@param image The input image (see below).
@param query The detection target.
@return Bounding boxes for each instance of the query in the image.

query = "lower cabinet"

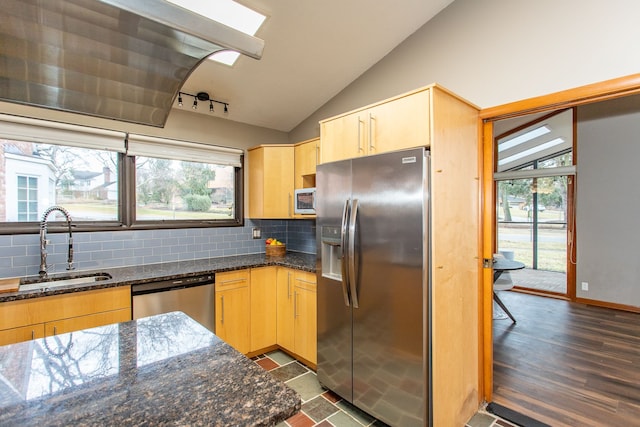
[276,267,317,365]
[250,267,277,352]
[213,266,317,364]
[0,286,131,347]
[276,268,295,350]
[215,269,251,354]
[292,270,317,364]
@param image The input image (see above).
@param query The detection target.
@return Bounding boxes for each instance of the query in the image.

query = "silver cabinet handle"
[221,295,225,324]
[369,113,376,152]
[294,290,299,318]
[315,143,320,166]
[357,116,365,152]
[287,271,292,299]
[220,278,246,285]
[53,326,57,336]
[31,330,35,340]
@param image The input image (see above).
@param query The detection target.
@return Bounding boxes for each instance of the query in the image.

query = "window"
[1,141,120,224]
[135,157,236,221]
[0,115,244,233]
[17,175,38,221]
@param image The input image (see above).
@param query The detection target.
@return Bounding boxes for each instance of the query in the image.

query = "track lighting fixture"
[177,91,229,114]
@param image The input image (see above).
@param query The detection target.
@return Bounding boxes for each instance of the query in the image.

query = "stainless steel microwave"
[294,188,316,215]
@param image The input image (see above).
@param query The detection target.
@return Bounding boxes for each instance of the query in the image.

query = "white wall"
[576,96,640,307]
[290,0,640,141]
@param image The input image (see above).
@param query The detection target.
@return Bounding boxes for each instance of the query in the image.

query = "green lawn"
[498,226,567,272]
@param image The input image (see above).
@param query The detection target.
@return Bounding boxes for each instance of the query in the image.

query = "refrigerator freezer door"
[316,158,354,401]
[350,147,429,426]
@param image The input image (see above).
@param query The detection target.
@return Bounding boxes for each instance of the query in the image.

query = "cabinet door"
[276,267,295,351]
[44,308,131,337]
[215,270,250,354]
[294,138,320,189]
[293,271,317,364]
[320,113,364,163]
[367,90,430,155]
[248,145,295,218]
[0,324,45,346]
[250,267,277,352]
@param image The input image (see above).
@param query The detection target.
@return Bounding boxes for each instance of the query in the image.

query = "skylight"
[165,0,266,66]
[498,125,550,152]
[498,137,565,166]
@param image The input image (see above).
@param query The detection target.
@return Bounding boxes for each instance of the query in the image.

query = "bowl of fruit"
[265,237,286,257]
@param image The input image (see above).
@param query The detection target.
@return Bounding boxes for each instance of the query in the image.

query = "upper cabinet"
[320,89,430,164]
[248,139,319,219]
[294,138,320,190]
[248,145,295,219]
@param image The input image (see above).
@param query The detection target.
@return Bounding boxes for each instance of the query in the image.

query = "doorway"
[493,109,574,299]
[481,74,640,414]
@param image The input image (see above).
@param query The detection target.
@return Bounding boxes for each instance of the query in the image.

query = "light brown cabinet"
[292,270,317,365]
[248,144,295,218]
[215,269,251,354]
[294,138,320,190]
[0,286,131,346]
[276,267,316,366]
[250,267,277,352]
[276,267,295,351]
[320,88,430,163]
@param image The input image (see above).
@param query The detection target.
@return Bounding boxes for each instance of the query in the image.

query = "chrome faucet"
[39,206,74,278]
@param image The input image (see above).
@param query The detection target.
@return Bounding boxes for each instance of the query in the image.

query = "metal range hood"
[0,0,264,127]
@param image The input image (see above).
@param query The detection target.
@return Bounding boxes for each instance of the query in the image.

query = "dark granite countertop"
[0,252,317,303]
[0,311,301,426]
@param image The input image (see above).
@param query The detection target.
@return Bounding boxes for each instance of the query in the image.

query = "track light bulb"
[192,99,197,110]
[178,94,183,107]
[224,104,228,113]
[210,101,214,112]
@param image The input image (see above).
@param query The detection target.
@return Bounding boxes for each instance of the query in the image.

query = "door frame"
[479,73,640,401]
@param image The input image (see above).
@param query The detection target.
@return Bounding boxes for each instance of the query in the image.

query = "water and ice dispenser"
[320,225,342,281]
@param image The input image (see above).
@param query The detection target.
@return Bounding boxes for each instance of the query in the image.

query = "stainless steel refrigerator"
[316,147,431,427]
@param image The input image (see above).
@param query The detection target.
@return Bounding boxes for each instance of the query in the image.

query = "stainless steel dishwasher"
[131,274,215,332]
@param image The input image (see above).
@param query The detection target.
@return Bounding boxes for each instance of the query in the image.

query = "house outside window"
[16,175,38,221]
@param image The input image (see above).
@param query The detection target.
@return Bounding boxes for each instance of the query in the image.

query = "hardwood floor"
[492,291,640,426]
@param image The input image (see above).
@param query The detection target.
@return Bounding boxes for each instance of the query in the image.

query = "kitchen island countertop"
[0,311,301,426]
[0,251,317,303]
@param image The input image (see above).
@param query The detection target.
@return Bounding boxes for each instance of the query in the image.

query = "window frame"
[0,122,245,234]
[122,154,244,230]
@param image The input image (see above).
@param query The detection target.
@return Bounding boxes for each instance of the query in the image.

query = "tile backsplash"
[0,219,316,278]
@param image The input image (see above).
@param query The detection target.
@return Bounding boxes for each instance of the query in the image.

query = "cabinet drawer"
[216,270,250,291]
[0,324,45,346]
[293,271,316,291]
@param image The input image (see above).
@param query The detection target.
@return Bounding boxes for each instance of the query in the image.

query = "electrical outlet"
[252,227,262,239]
[581,281,589,291]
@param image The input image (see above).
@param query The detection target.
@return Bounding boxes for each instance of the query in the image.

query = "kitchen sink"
[20,273,112,292]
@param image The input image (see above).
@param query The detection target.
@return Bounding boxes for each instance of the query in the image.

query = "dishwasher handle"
[131,274,214,296]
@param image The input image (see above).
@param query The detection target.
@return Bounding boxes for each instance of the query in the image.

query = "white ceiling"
[177,0,455,132]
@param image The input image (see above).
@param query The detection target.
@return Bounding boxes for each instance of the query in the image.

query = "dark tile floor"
[253,350,518,427]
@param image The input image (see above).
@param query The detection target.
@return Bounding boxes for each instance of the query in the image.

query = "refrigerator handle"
[348,198,359,309]
[339,199,351,307]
